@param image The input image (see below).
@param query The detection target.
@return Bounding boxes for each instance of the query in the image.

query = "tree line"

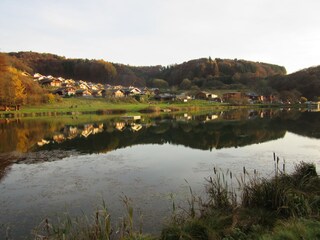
[8,52,286,89]
[4,51,320,102]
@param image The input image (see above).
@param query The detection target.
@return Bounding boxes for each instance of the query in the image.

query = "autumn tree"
[0,53,7,73]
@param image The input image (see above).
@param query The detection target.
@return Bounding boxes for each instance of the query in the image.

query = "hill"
[7,52,286,89]
[6,51,320,102]
[269,65,320,100]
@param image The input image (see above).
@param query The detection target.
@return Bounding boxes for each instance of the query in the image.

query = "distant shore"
[0,98,300,119]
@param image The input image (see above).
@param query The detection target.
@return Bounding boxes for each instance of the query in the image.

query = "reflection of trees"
[0,119,65,153]
[37,114,287,153]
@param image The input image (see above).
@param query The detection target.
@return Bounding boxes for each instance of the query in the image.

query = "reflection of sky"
[1,131,320,238]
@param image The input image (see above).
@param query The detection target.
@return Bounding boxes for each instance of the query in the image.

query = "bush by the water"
[161,161,320,240]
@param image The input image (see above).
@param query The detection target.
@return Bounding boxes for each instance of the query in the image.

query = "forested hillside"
[7,52,286,89]
[3,51,320,101]
[269,66,320,100]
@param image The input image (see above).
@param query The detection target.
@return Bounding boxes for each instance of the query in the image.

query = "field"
[0,97,236,118]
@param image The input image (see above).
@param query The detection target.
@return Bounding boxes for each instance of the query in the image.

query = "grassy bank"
[161,161,320,240]
[22,160,320,240]
[0,97,286,118]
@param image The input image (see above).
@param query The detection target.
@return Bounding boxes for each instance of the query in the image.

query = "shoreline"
[0,98,301,119]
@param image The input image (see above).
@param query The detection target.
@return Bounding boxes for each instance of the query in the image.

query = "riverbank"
[27,161,320,240]
[0,97,296,118]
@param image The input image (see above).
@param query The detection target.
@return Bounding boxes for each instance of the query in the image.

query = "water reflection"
[1,109,320,155]
[0,109,320,175]
[1,109,320,238]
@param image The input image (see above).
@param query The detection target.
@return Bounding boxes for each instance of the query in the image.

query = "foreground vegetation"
[20,160,320,240]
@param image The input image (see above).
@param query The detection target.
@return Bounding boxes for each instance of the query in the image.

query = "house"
[129,87,142,95]
[79,83,90,90]
[39,78,53,86]
[246,93,263,102]
[64,87,76,96]
[122,87,142,96]
[39,78,62,87]
[141,88,154,96]
[53,88,65,96]
[34,73,43,79]
[111,89,125,98]
[75,89,92,97]
[51,79,63,87]
[262,95,277,103]
[154,93,176,101]
[92,90,103,97]
[176,93,192,102]
[222,92,246,102]
[195,91,218,100]
[53,87,76,96]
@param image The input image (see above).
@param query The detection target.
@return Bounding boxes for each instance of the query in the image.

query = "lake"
[1,109,320,239]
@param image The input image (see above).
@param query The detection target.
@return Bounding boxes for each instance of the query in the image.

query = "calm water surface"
[1,109,320,238]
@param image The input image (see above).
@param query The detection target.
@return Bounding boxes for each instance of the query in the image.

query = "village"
[33,73,282,104]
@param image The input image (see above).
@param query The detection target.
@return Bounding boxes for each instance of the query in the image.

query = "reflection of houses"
[37,139,50,146]
[183,113,192,120]
[115,122,126,131]
[205,115,219,121]
[93,123,104,134]
[131,123,142,132]
[64,126,78,139]
[53,134,65,143]
[122,115,141,120]
[306,101,320,112]
[81,124,94,138]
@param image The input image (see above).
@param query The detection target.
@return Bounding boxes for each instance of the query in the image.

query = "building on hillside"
[154,93,176,101]
[75,89,92,97]
[195,91,218,100]
[222,92,247,102]
[92,90,104,97]
[111,89,125,98]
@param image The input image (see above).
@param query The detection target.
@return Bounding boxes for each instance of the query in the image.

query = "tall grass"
[32,198,153,240]
[21,156,320,239]
[161,156,320,240]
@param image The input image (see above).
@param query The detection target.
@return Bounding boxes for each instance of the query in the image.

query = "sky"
[0,0,319,73]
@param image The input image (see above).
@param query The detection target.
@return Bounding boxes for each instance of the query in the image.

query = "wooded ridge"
[1,51,320,104]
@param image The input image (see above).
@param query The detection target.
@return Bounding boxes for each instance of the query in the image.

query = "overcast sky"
[0,0,319,73]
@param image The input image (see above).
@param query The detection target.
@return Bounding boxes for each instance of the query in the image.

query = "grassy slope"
[0,98,234,117]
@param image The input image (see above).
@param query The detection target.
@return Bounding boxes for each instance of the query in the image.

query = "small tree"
[180,78,192,90]
[152,79,169,89]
